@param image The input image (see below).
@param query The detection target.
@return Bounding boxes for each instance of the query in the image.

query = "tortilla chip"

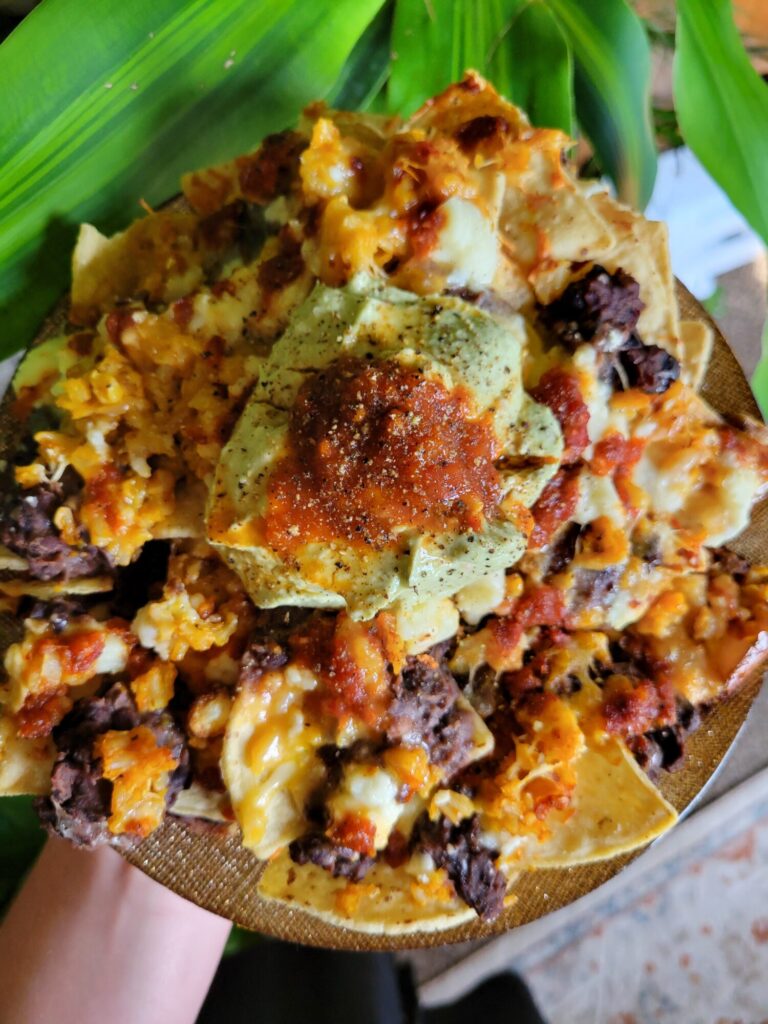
[526,738,677,867]
[223,666,496,862]
[152,482,207,540]
[221,669,333,859]
[0,576,113,598]
[588,192,680,355]
[0,546,29,572]
[501,181,615,274]
[680,319,714,392]
[0,712,54,796]
[404,71,529,139]
[170,782,232,823]
[258,854,478,935]
[71,215,206,323]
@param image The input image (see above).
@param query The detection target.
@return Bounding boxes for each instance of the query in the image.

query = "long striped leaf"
[490,1,574,134]
[546,0,657,208]
[675,0,768,247]
[330,3,393,112]
[0,797,44,917]
[0,0,383,359]
[388,0,528,115]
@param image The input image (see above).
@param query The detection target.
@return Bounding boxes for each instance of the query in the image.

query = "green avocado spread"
[207,275,562,619]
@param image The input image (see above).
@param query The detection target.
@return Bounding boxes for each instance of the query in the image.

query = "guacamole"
[207,275,562,619]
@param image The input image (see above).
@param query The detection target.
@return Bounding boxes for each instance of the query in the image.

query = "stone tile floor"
[419,766,768,1024]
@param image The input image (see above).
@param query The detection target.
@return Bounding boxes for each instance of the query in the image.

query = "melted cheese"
[431,197,500,290]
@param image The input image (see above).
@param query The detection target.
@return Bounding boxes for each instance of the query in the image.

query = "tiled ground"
[419,767,768,1023]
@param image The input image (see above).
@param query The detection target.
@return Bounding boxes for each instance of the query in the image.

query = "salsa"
[530,368,590,464]
[265,356,502,552]
[529,468,580,549]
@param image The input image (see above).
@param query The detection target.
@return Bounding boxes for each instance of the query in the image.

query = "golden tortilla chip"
[526,738,677,867]
[170,782,232,823]
[0,712,54,796]
[71,215,206,323]
[221,667,334,859]
[0,576,113,598]
[258,854,479,935]
[680,319,714,392]
[223,665,495,862]
[404,71,529,138]
[0,546,29,572]
[588,192,680,355]
[501,179,615,276]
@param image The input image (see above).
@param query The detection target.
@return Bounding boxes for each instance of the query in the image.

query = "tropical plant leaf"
[388,0,528,115]
[0,0,384,361]
[546,0,657,208]
[0,796,45,918]
[674,0,768,247]
[490,1,574,134]
[330,2,393,112]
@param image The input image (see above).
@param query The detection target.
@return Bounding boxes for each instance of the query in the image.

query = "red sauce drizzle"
[16,690,70,739]
[455,116,511,152]
[257,233,305,293]
[105,310,135,344]
[591,432,644,477]
[531,368,590,464]
[265,357,501,553]
[172,296,195,330]
[291,615,390,728]
[39,630,106,676]
[501,628,570,698]
[407,200,445,260]
[489,585,566,657]
[84,465,124,532]
[329,813,377,856]
[237,131,306,205]
[602,673,676,738]
[529,468,580,549]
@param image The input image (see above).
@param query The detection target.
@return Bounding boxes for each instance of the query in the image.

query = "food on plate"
[1,72,767,933]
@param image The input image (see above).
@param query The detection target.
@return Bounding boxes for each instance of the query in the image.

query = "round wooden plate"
[3,283,766,950]
[125,283,768,949]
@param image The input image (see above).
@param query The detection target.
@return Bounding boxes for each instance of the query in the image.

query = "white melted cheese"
[574,470,626,526]
[394,597,460,655]
[456,569,507,625]
[327,765,402,849]
[94,632,131,675]
[571,343,628,452]
[430,197,500,290]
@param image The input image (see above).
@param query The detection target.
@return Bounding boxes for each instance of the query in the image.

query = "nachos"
[1,73,767,933]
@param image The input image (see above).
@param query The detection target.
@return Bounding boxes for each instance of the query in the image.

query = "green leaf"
[224,924,264,957]
[330,3,393,112]
[388,0,528,115]
[490,1,574,134]
[674,0,768,247]
[0,797,45,917]
[0,0,384,361]
[546,0,657,208]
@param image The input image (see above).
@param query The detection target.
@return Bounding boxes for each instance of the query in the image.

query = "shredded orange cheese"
[96,726,178,838]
